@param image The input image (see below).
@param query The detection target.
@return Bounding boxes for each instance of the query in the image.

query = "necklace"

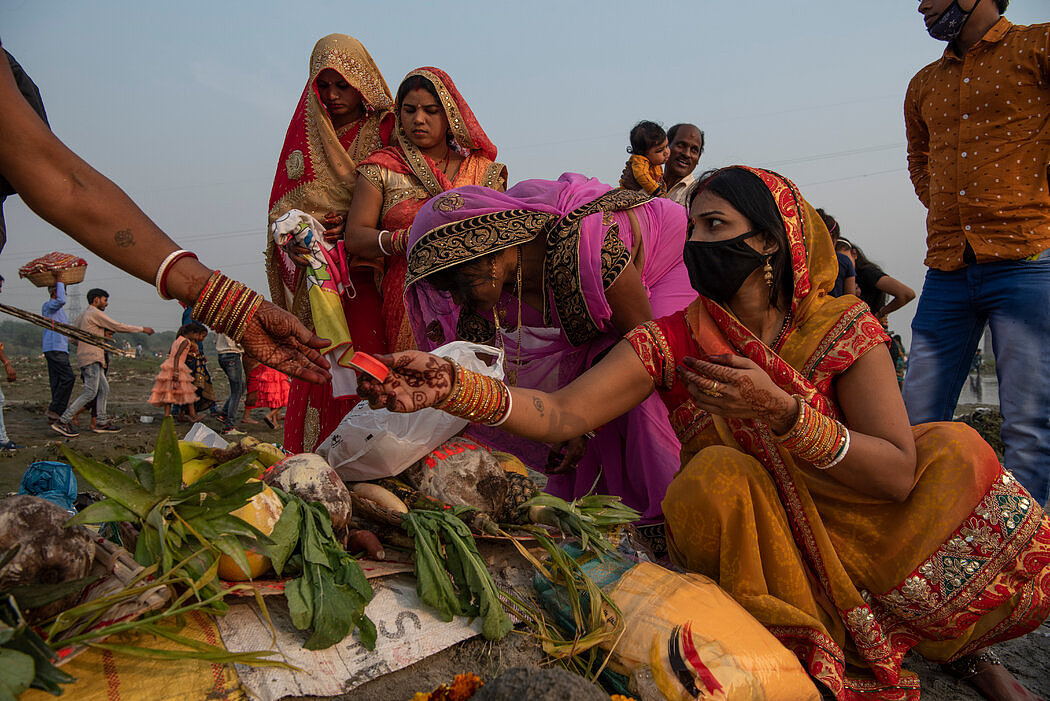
[435,146,451,175]
[492,248,523,386]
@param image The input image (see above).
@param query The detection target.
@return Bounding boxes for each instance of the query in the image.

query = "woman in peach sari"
[357,166,1049,701]
[345,67,507,353]
[266,34,394,452]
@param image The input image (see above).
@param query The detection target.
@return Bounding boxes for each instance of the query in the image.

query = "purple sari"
[405,173,696,521]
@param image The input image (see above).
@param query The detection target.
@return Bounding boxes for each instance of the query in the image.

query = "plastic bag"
[317,342,503,481]
[18,461,78,514]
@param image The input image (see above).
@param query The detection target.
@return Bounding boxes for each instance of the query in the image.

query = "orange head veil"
[392,67,498,197]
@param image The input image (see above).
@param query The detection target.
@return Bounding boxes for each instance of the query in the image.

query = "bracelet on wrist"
[154,249,199,300]
[377,230,392,256]
[775,394,850,470]
[435,360,511,425]
[191,271,263,343]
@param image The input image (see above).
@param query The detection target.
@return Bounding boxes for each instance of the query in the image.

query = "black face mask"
[928,0,975,42]
[683,231,769,304]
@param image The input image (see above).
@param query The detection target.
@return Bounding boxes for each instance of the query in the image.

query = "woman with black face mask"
[357,166,1048,701]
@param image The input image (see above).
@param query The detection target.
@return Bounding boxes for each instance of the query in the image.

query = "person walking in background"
[51,288,153,437]
[243,356,290,430]
[618,120,669,196]
[184,324,215,419]
[0,275,20,451]
[905,0,1050,506]
[215,332,246,435]
[149,323,205,420]
[661,123,704,205]
[42,282,75,422]
[71,328,112,432]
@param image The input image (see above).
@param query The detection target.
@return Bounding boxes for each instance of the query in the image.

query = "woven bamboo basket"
[24,265,86,288]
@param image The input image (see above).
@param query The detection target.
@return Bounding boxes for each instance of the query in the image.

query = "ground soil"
[2,354,1048,700]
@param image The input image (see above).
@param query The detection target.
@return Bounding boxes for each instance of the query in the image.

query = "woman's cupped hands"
[355,351,455,412]
[676,354,798,433]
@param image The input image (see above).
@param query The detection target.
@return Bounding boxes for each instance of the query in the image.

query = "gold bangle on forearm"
[435,360,511,425]
[191,271,264,344]
[776,394,850,470]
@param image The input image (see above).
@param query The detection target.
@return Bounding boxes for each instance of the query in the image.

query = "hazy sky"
[1,1,1044,340]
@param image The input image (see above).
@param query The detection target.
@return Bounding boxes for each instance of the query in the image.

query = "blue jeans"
[218,353,245,425]
[902,256,1050,504]
[61,362,108,423]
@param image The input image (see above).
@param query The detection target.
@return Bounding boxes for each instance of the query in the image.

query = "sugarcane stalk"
[0,301,130,355]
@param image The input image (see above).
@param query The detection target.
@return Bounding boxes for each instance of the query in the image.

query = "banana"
[253,442,286,468]
[178,440,210,463]
[182,457,218,486]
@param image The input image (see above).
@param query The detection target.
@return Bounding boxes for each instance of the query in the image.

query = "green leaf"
[285,576,313,631]
[354,611,377,651]
[8,575,98,611]
[403,512,460,621]
[151,417,183,497]
[266,499,301,577]
[62,447,158,518]
[128,456,155,493]
[0,647,35,696]
[175,454,261,499]
[67,498,138,526]
[302,563,367,650]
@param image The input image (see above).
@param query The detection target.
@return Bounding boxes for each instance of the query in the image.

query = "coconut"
[0,494,95,620]
[262,452,352,535]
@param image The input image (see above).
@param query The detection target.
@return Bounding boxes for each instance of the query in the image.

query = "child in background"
[619,120,669,196]
[243,356,290,430]
[149,323,205,419]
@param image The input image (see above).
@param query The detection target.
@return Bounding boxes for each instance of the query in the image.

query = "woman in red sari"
[357,166,1049,701]
[266,34,394,452]
[345,67,507,353]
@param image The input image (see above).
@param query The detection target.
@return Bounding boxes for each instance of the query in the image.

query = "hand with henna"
[355,351,455,413]
[676,354,797,433]
[321,211,347,243]
[240,300,332,384]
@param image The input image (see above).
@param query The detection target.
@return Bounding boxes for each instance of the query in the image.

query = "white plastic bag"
[317,342,503,481]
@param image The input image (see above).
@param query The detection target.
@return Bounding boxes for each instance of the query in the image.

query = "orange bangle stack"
[434,360,511,426]
[775,395,850,470]
[191,271,263,344]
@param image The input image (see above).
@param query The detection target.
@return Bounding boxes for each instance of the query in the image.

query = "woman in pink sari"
[345,67,507,353]
[404,174,696,531]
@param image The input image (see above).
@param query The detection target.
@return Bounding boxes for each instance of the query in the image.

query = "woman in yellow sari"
[357,166,1049,700]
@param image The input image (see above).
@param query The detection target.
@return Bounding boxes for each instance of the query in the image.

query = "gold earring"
[490,260,498,288]
[763,258,773,288]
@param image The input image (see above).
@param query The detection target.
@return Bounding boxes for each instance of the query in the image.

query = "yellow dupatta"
[660,167,1050,700]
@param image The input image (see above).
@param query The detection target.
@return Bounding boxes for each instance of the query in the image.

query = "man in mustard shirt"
[904,0,1050,507]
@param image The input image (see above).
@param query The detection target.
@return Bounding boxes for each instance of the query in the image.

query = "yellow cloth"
[622,154,663,195]
[22,611,245,701]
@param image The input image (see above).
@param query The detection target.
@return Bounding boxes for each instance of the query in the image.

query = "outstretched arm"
[873,274,916,320]
[358,341,656,444]
[0,56,330,384]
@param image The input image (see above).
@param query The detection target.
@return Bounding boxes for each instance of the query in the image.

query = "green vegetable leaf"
[67,497,138,526]
[0,647,35,697]
[266,499,301,577]
[128,456,155,492]
[285,576,313,631]
[7,575,98,612]
[62,447,158,518]
[151,417,183,497]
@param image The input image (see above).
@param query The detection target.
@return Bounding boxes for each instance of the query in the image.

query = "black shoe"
[92,422,122,434]
[51,421,80,437]
[0,440,22,450]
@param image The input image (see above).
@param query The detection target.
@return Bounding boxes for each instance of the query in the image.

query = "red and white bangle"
[155,249,199,300]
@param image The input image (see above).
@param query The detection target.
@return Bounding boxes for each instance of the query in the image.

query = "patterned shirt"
[905,18,1050,271]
